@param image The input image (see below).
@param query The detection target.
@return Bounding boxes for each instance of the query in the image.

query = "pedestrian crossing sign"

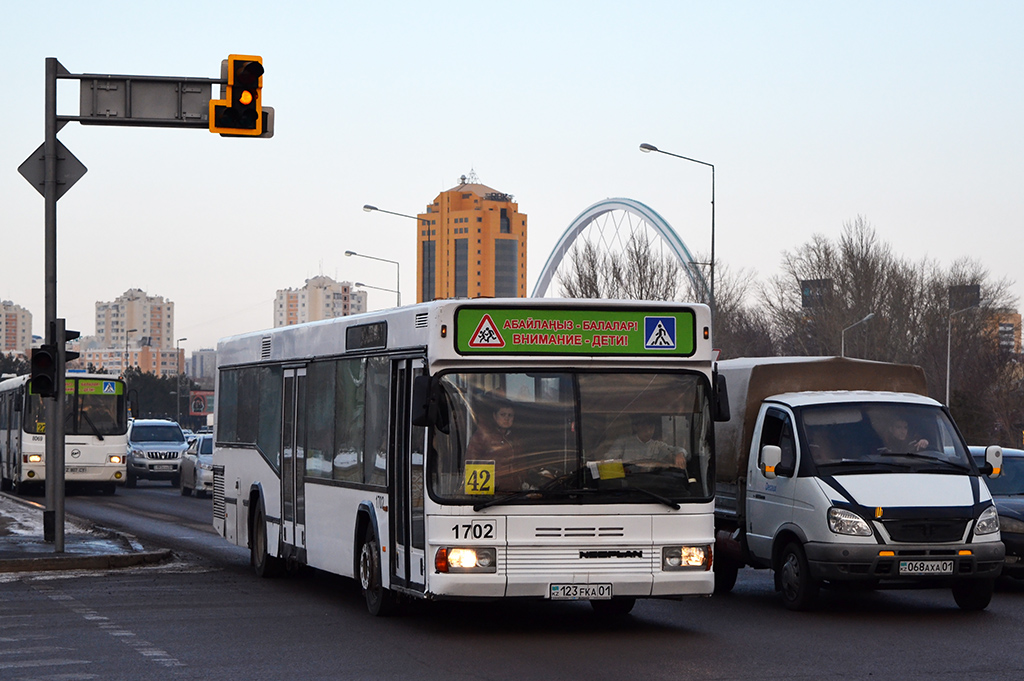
[644,316,676,350]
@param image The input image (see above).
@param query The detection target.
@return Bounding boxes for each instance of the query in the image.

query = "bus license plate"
[65,467,86,474]
[550,584,612,600]
[899,560,953,575]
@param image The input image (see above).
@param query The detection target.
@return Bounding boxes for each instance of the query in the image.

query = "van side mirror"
[983,445,1003,478]
[761,444,782,480]
[713,371,730,422]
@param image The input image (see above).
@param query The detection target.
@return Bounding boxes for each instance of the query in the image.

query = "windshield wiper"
[879,451,969,470]
[79,410,105,441]
[602,485,680,510]
[472,488,579,512]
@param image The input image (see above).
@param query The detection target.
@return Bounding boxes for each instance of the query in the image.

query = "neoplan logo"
[579,550,643,559]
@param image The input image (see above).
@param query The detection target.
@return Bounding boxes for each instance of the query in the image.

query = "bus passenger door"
[391,358,426,592]
[282,367,307,562]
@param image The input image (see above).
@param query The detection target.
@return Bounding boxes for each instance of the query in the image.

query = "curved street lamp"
[364,203,437,300]
[841,313,874,358]
[346,250,400,306]
[640,142,716,317]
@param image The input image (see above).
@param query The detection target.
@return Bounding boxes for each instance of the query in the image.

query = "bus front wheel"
[359,528,398,616]
[251,505,285,578]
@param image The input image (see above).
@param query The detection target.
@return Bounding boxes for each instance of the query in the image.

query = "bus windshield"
[429,370,713,505]
[24,378,128,437]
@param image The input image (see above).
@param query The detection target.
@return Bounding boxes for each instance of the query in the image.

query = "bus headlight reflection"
[434,547,497,573]
[662,545,711,571]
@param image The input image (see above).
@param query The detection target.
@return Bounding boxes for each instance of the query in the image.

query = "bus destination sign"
[455,307,697,356]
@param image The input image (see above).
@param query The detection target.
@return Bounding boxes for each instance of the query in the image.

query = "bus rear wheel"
[359,528,398,616]
[251,505,285,578]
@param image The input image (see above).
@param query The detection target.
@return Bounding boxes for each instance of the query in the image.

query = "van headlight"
[975,506,1000,535]
[434,547,497,573]
[828,507,873,536]
[663,545,711,571]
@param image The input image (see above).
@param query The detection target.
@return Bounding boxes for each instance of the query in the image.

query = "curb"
[0,491,176,573]
[0,549,174,573]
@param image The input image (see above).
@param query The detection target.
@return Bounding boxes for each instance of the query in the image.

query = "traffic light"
[209,55,264,136]
[65,328,81,363]
[30,345,58,398]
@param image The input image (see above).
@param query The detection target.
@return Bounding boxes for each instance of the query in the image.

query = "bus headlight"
[663,545,711,571]
[108,455,123,464]
[26,454,43,463]
[434,547,497,573]
[975,506,1000,535]
[828,507,873,536]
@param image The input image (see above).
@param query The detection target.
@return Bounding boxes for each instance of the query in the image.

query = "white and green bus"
[0,372,128,495]
[213,299,725,615]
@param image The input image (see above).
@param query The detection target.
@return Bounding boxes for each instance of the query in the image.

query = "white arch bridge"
[531,197,708,300]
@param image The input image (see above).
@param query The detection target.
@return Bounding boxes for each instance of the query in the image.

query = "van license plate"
[550,584,612,600]
[899,560,953,575]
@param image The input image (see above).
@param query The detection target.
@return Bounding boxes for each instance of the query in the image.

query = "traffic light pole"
[42,58,66,551]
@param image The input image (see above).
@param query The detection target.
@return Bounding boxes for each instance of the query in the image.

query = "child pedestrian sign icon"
[468,314,505,348]
[644,316,676,350]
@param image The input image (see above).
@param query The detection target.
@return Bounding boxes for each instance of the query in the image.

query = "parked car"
[971,446,1024,579]
[125,419,188,487]
[180,434,214,497]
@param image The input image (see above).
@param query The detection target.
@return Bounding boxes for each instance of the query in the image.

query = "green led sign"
[455,307,696,356]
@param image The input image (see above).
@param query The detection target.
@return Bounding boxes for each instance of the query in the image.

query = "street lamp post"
[176,337,187,424]
[639,143,715,317]
[841,313,875,358]
[345,250,401,307]
[355,282,401,308]
[946,307,975,406]
[123,328,138,375]
[363,204,436,301]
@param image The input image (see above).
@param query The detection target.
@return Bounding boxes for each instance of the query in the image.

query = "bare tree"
[558,232,683,301]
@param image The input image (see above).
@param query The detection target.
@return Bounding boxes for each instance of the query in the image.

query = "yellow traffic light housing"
[209,54,264,136]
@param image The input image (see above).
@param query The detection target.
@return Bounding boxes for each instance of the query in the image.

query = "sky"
[3,1,1022,352]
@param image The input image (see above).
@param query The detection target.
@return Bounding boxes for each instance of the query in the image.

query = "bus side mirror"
[713,371,730,422]
[761,445,782,480]
[411,375,450,433]
[984,445,1003,478]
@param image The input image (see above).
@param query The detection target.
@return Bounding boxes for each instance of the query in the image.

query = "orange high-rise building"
[417,175,527,302]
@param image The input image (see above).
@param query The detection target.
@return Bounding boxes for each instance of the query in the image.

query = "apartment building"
[274,276,367,327]
[95,289,175,351]
[1,300,33,356]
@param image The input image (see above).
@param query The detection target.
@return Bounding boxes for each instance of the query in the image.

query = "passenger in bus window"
[609,414,689,470]
[466,398,522,490]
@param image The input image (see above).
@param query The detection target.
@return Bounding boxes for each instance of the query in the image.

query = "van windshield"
[798,402,972,471]
[429,370,714,506]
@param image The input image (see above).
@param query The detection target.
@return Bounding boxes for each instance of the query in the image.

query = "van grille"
[882,519,968,543]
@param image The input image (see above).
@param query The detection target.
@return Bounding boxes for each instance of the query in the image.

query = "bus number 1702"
[452,521,496,540]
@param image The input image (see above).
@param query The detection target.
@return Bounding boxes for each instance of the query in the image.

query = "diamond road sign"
[18,139,88,200]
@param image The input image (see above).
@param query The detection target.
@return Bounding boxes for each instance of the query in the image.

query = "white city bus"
[213,299,725,615]
[0,372,129,495]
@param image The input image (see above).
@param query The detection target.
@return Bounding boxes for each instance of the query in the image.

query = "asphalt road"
[2,484,1024,680]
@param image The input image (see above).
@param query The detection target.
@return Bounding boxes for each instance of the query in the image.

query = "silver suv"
[126,419,188,487]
